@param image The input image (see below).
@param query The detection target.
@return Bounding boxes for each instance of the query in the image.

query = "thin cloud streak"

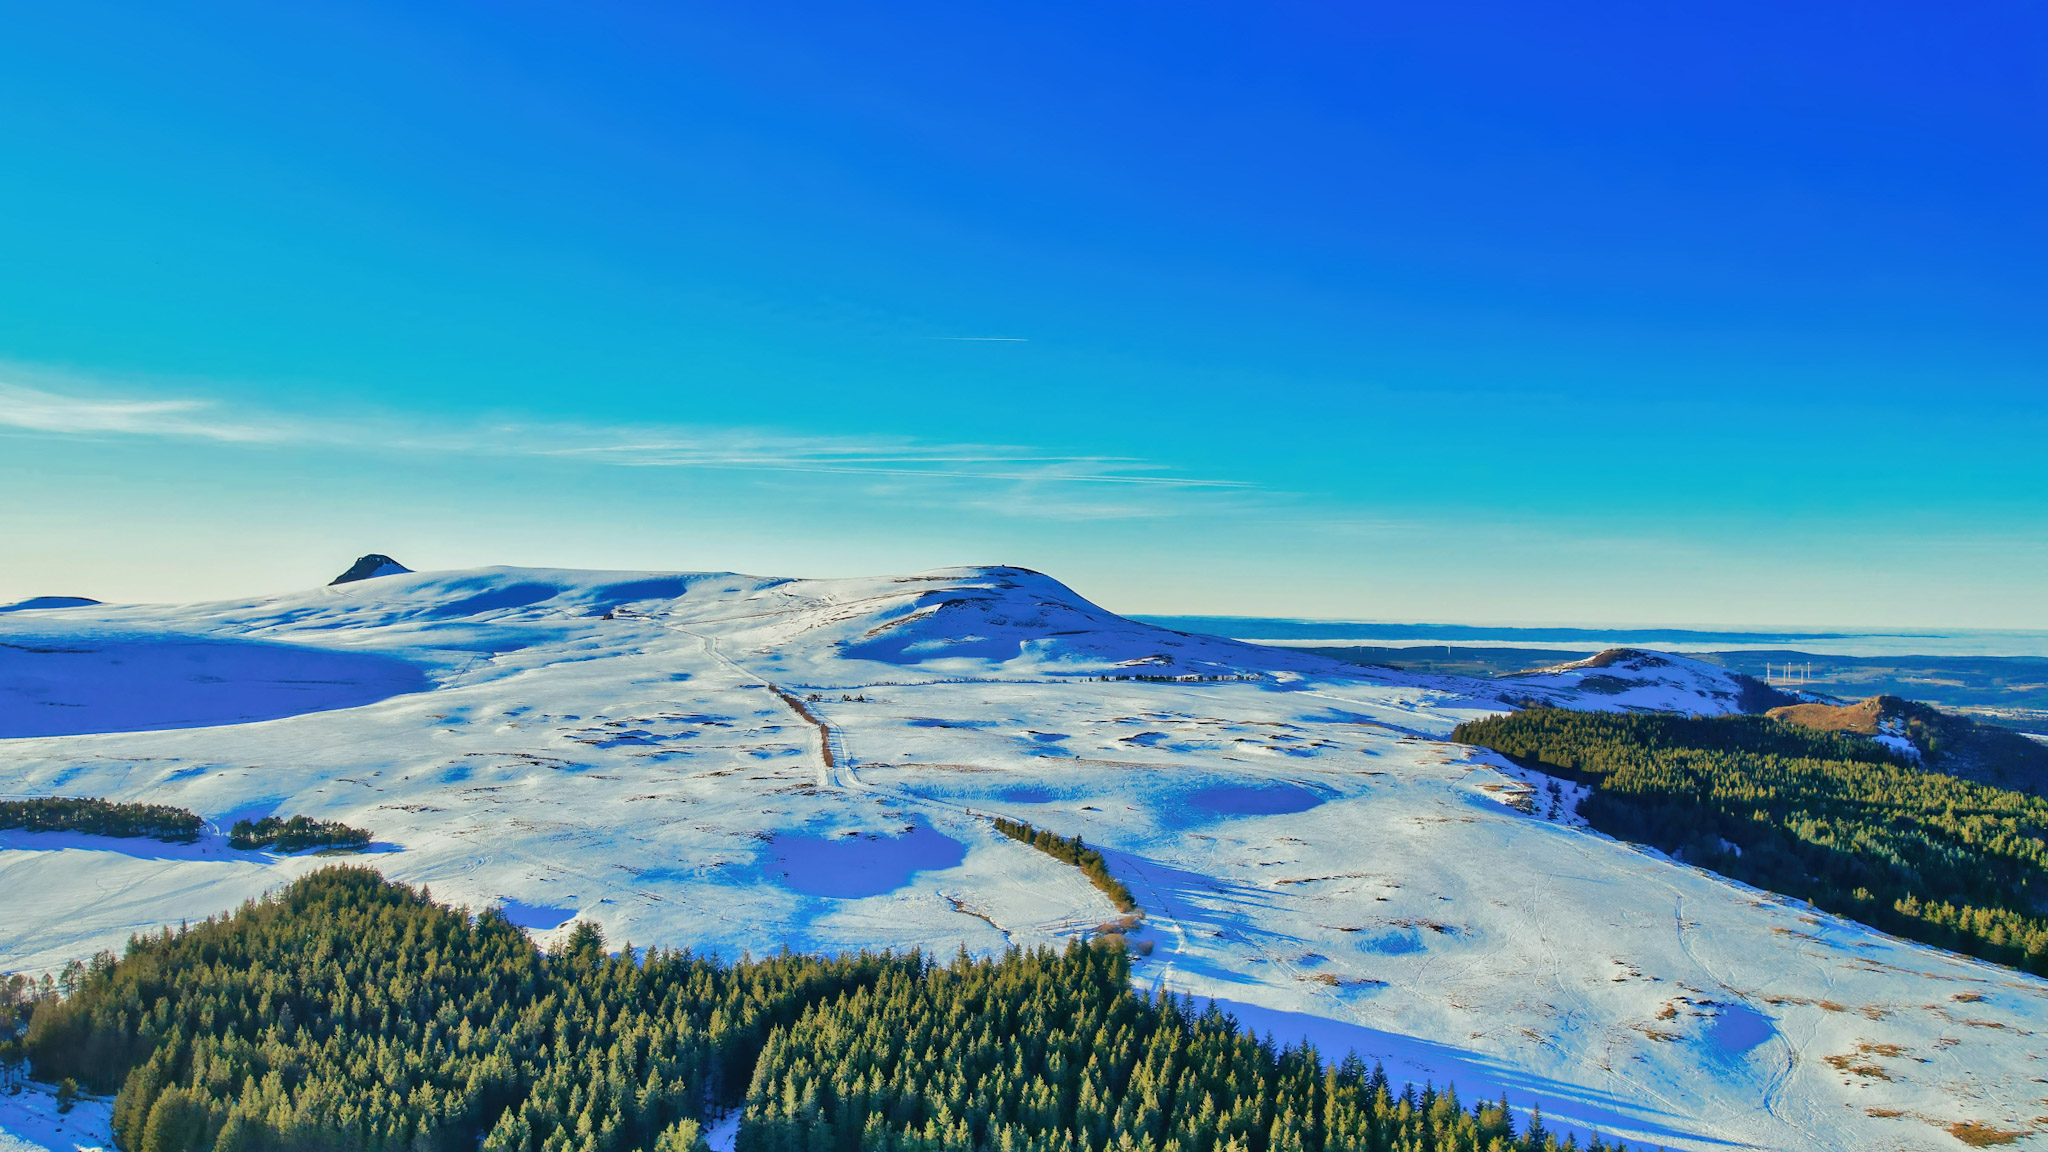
[0,383,285,442]
[0,379,1247,499]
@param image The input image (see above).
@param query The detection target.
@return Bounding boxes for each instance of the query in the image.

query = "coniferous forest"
[13,868,1636,1152]
[0,798,204,843]
[1453,709,2048,973]
[0,799,370,853]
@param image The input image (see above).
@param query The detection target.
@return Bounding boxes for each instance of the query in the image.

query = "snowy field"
[3,565,2045,1151]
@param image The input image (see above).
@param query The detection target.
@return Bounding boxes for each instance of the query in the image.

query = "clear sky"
[4,2,2045,626]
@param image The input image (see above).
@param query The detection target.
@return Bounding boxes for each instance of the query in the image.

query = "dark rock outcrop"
[330,555,413,585]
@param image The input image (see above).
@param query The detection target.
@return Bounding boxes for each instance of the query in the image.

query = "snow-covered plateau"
[3,565,2043,1151]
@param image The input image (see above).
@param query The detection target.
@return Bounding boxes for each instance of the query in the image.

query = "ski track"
[1,564,2042,1152]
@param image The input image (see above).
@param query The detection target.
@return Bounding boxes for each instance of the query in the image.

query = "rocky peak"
[330,554,414,585]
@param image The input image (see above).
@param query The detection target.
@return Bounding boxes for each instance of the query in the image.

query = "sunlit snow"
[2,564,2041,1152]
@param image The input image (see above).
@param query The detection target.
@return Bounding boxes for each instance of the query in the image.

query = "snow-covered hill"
[1498,647,1780,716]
[3,565,2042,1152]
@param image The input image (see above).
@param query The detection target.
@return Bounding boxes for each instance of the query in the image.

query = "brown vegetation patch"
[1823,1041,1907,1081]
[1823,1054,1890,1080]
[1947,1121,2031,1147]
[1301,972,1383,988]
[1767,697,1888,736]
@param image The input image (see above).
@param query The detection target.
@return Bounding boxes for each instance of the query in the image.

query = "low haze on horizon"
[5,3,2045,629]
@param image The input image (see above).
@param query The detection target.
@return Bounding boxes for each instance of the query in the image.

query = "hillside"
[3,564,2047,1150]
[1496,648,1791,714]
[1768,694,2048,793]
[1454,708,2048,973]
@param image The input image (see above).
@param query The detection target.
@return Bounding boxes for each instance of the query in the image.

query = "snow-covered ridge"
[1497,646,1775,716]
[0,596,100,614]
[3,563,2044,1152]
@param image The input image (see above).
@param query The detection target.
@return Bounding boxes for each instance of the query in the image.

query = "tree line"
[989,819,1136,914]
[0,798,204,842]
[738,939,1618,1152]
[1453,709,2048,973]
[0,797,372,853]
[18,868,1639,1152]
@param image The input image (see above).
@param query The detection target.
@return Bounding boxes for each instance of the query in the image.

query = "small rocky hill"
[1769,694,2048,793]
[331,554,413,584]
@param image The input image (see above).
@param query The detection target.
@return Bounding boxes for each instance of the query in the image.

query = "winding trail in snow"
[668,625,834,789]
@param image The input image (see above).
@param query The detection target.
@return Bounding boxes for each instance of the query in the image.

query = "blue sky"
[4,1,2045,626]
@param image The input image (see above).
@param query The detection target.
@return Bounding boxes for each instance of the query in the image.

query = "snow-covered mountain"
[2,564,2041,1152]
[1498,647,1783,715]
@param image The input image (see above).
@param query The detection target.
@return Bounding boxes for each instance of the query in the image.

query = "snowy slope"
[0,598,100,614]
[1497,648,1773,716]
[2,565,2043,1152]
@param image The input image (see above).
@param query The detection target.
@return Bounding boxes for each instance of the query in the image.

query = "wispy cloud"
[0,383,286,442]
[0,377,1249,516]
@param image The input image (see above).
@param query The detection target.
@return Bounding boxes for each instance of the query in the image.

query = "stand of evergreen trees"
[20,868,1638,1152]
[990,819,1136,914]
[27,868,897,1152]
[738,941,1618,1152]
[227,816,372,853]
[0,798,204,843]
[1453,709,2048,973]
[3,971,50,1093]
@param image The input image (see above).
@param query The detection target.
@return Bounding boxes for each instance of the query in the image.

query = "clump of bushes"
[228,815,371,853]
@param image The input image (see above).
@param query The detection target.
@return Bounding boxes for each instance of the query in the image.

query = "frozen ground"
[0,1081,111,1152]
[3,565,2044,1151]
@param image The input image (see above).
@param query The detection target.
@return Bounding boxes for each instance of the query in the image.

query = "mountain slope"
[2,565,2044,1151]
[1499,647,1788,715]
[0,597,100,613]
[1768,694,2048,792]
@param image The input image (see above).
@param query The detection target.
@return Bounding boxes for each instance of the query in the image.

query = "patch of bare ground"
[1947,1121,2032,1147]
[1301,973,1387,988]
[1274,872,1372,885]
[1763,994,1850,1012]
[943,895,1006,936]
[1861,1109,2038,1146]
[1823,1041,1908,1080]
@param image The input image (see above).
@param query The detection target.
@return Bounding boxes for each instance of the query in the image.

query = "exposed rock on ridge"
[331,554,413,585]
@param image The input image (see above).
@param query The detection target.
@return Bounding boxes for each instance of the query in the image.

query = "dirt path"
[664,626,836,789]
